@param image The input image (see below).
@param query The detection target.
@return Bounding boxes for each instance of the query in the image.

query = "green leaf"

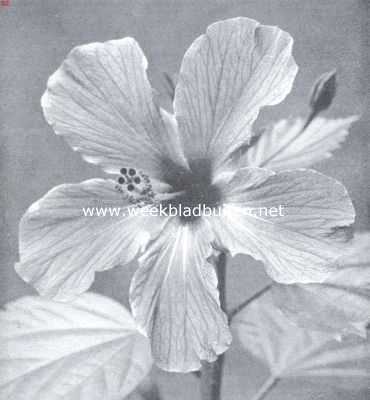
[235,292,370,385]
[0,293,152,400]
[271,232,370,337]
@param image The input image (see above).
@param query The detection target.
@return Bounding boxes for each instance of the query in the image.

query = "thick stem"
[200,357,225,400]
[250,376,279,400]
[200,252,227,400]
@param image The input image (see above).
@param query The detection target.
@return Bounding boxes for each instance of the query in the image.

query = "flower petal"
[211,168,355,283]
[174,17,298,170]
[42,38,185,179]
[130,219,231,372]
[16,179,164,300]
[245,116,358,171]
[0,293,152,400]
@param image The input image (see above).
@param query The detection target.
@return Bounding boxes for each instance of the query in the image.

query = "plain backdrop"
[0,1,369,399]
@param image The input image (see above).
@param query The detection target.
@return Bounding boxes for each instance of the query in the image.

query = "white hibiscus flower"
[16,17,355,372]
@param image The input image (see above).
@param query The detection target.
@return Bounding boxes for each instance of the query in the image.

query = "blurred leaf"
[271,283,370,338]
[0,293,153,400]
[245,115,358,171]
[271,232,370,337]
[126,376,162,400]
[336,231,370,270]
[235,292,370,384]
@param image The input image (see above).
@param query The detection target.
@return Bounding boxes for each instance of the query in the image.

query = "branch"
[228,284,272,322]
[251,376,280,400]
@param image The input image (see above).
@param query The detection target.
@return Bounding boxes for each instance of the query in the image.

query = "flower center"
[160,158,223,222]
[116,160,223,222]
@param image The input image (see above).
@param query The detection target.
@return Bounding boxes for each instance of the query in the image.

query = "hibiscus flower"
[16,17,355,372]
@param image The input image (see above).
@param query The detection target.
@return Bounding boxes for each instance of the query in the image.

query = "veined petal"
[130,219,231,372]
[211,168,355,283]
[245,116,358,171]
[41,38,185,179]
[174,17,298,170]
[16,179,164,300]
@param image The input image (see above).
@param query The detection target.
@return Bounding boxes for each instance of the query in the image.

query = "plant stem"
[200,252,227,400]
[228,284,272,322]
[250,376,279,400]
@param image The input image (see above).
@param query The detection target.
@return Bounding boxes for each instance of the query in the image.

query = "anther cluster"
[115,167,155,206]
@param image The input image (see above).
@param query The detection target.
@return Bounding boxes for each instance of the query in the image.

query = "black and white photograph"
[0,1,369,399]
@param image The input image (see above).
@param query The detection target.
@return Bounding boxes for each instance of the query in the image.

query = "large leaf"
[245,116,358,171]
[271,282,370,339]
[235,293,370,384]
[0,293,152,400]
[271,232,370,337]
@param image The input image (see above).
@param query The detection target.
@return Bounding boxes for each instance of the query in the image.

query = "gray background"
[0,1,369,399]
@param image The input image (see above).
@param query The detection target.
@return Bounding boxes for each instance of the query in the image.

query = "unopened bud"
[309,69,337,114]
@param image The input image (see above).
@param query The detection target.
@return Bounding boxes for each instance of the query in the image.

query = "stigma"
[115,167,155,206]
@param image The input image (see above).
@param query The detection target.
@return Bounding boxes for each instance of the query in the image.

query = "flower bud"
[309,69,337,115]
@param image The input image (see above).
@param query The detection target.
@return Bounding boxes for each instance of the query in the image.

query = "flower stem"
[228,284,272,322]
[250,376,279,400]
[200,252,227,400]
